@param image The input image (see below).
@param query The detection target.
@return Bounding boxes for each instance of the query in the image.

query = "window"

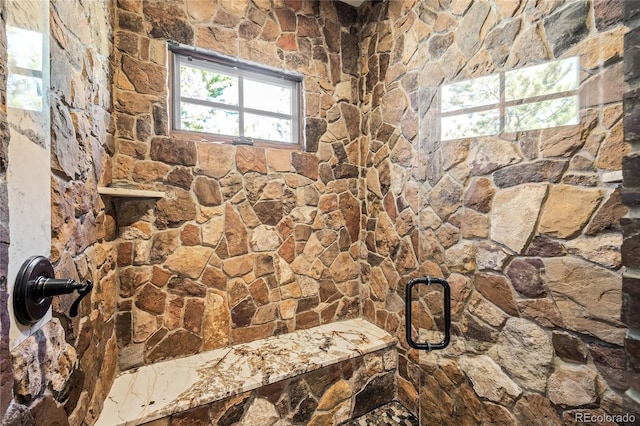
[170,46,303,147]
[7,26,44,111]
[440,57,579,141]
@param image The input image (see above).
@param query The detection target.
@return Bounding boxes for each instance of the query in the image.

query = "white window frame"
[440,57,580,141]
[169,44,304,148]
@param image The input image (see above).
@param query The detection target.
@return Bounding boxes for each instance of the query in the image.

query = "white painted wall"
[6,0,51,349]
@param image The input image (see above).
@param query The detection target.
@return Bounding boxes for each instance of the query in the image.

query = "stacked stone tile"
[358,0,633,422]
[0,0,636,424]
[50,0,116,422]
[622,0,640,415]
[111,0,364,369]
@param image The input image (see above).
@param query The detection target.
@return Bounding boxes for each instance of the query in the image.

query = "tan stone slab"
[95,319,396,426]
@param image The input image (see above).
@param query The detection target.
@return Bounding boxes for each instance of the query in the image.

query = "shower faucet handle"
[13,256,94,325]
[32,276,91,299]
[32,276,93,317]
[69,279,93,317]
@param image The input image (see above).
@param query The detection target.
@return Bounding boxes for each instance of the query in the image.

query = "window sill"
[169,129,304,151]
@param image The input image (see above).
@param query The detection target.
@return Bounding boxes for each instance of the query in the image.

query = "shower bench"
[95,319,397,425]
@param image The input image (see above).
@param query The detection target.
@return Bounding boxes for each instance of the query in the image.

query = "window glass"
[180,65,238,105]
[172,50,302,146]
[441,74,500,113]
[7,26,43,111]
[244,113,292,143]
[442,110,500,140]
[244,78,292,115]
[505,96,579,132]
[180,103,239,135]
[505,57,578,101]
[440,57,579,141]
[7,74,42,111]
[7,26,42,70]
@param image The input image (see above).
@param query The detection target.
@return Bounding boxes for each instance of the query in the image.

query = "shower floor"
[344,401,419,426]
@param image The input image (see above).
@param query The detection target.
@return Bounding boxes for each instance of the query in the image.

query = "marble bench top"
[96,318,396,426]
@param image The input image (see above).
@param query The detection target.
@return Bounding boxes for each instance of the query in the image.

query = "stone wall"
[111,0,365,369]
[622,0,640,414]
[47,0,117,422]
[0,0,12,420]
[1,1,635,423]
[358,0,634,422]
[140,347,396,426]
[4,0,117,424]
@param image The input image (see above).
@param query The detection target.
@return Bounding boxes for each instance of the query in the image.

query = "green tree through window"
[172,50,302,146]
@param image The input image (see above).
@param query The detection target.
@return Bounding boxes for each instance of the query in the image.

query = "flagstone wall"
[8,0,628,423]
[358,0,634,423]
[1,0,635,425]
[111,2,638,422]
[111,0,366,370]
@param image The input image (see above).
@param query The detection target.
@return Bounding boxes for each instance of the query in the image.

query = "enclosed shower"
[1,0,639,424]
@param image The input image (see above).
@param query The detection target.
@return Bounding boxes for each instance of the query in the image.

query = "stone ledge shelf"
[95,319,396,426]
[98,186,165,199]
